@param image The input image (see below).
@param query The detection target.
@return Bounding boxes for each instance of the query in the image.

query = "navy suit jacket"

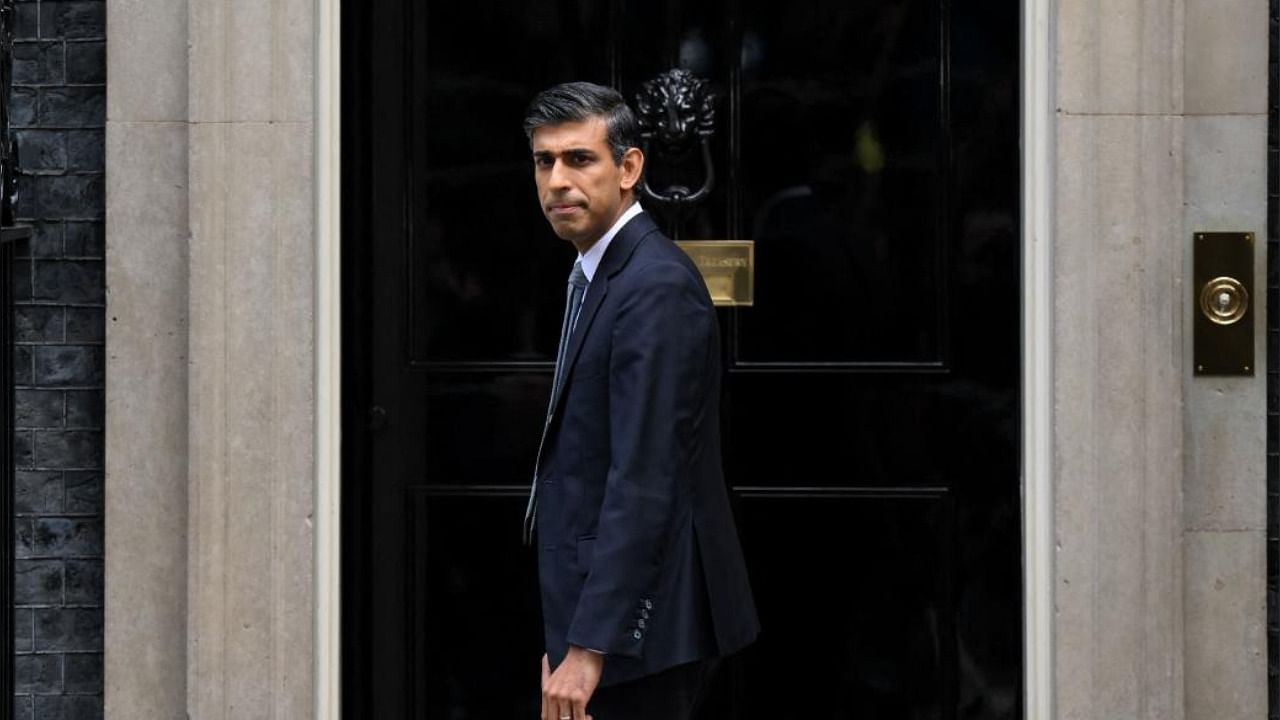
[533,211,760,688]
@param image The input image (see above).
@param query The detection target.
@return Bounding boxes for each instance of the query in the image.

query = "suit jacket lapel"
[544,210,658,423]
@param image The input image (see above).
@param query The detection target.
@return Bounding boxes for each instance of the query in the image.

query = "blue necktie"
[523,261,589,543]
[550,261,589,413]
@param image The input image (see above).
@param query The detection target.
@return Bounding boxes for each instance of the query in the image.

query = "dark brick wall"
[9,1,105,718]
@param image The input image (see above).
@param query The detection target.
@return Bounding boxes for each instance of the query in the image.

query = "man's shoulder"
[625,233,702,286]
[604,213,708,299]
[608,237,712,316]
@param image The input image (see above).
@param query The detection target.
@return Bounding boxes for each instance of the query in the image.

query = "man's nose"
[547,159,572,190]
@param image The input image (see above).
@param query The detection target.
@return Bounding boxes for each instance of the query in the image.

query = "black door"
[343,1,1021,717]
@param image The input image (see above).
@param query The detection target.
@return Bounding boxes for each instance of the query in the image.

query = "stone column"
[104,0,190,716]
[1053,0,1270,714]
[105,0,319,715]
[1053,0,1187,717]
[185,0,317,717]
[1180,0,1269,716]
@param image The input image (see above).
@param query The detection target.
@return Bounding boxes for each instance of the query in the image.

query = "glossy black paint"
[343,0,1022,717]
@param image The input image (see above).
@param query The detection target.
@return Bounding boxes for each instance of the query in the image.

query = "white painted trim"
[1021,0,1055,714]
[315,0,343,715]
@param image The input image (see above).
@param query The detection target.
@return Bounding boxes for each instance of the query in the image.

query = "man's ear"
[619,147,644,192]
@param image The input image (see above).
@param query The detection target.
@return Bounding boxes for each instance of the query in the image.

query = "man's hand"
[541,647,604,720]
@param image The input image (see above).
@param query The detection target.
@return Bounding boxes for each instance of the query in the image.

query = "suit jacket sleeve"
[564,259,713,657]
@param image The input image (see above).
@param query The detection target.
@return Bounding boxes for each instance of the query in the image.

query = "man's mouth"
[548,203,584,217]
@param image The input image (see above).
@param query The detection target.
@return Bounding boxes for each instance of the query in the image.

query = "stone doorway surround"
[105,0,320,715]
[100,0,1267,719]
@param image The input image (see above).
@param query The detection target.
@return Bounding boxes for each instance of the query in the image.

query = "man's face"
[531,117,643,251]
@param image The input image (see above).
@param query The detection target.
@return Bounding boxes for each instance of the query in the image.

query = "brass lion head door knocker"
[634,69,718,239]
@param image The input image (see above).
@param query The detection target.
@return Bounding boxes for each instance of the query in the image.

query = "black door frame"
[338,0,375,708]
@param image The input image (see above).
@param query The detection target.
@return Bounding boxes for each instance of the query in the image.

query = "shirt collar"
[578,202,644,282]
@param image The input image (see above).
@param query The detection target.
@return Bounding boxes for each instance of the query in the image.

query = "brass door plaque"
[1193,232,1254,376]
[674,240,755,306]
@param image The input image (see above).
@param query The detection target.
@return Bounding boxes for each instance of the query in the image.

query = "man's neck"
[574,199,637,255]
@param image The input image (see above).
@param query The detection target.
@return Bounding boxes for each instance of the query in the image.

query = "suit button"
[641,610,649,619]
[637,619,646,629]
[644,600,653,610]
[632,630,642,640]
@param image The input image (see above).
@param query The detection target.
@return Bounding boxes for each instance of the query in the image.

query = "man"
[522,82,760,720]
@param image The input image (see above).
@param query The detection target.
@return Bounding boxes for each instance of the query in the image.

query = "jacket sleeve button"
[632,629,643,640]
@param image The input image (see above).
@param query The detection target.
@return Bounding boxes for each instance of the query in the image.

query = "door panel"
[732,491,957,718]
[344,0,1021,717]
[409,492,545,715]
[408,1,610,364]
[735,0,946,365]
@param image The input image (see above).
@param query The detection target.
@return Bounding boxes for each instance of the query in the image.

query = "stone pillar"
[185,0,317,716]
[1053,0,1270,715]
[1053,0,1187,717]
[106,0,318,716]
[1180,0,1269,716]
[104,0,190,716]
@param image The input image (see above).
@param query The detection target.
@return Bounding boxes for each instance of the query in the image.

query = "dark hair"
[523,82,640,164]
